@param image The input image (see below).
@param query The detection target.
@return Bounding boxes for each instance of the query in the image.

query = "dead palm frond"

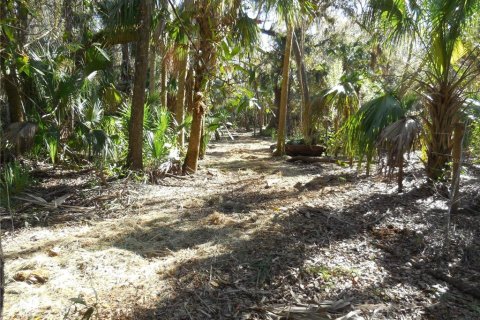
[2,122,39,155]
[377,116,422,167]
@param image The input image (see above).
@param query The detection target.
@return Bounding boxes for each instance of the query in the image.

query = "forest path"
[4,133,480,319]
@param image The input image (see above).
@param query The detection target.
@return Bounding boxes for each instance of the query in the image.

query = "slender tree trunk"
[292,27,311,145]
[120,44,132,93]
[185,67,194,113]
[127,0,152,170]
[274,24,294,156]
[445,122,465,250]
[398,155,404,193]
[159,38,168,108]
[199,116,206,158]
[148,19,165,95]
[176,48,189,147]
[148,48,156,94]
[175,0,192,147]
[450,122,465,213]
[266,84,281,130]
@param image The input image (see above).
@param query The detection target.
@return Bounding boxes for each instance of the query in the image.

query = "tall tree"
[274,23,294,156]
[182,0,217,174]
[176,49,189,148]
[0,0,25,124]
[293,26,312,145]
[174,0,193,148]
[127,0,153,169]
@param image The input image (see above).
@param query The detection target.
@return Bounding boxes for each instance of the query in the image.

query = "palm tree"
[183,0,259,173]
[182,0,218,174]
[365,0,480,180]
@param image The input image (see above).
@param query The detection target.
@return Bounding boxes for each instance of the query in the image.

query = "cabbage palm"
[183,0,260,173]
[366,0,480,180]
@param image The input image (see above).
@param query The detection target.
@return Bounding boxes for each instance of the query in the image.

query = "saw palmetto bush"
[25,40,118,163]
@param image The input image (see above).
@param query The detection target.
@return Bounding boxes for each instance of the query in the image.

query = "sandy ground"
[3,133,480,319]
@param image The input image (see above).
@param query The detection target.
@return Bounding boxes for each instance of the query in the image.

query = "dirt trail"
[4,134,480,319]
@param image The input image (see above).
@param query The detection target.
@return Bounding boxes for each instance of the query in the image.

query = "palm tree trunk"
[274,24,294,156]
[425,83,460,180]
[183,92,205,174]
[183,2,216,174]
[127,0,152,170]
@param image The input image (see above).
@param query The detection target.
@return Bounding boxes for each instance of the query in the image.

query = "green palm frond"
[231,13,260,50]
[364,0,420,43]
[425,0,479,77]
[258,0,317,24]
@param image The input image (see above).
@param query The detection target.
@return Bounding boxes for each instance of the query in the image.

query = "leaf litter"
[3,133,480,319]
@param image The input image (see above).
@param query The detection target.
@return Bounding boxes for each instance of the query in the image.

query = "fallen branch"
[13,195,92,211]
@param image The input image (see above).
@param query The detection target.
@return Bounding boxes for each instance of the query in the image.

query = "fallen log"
[287,156,342,164]
[285,144,326,157]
